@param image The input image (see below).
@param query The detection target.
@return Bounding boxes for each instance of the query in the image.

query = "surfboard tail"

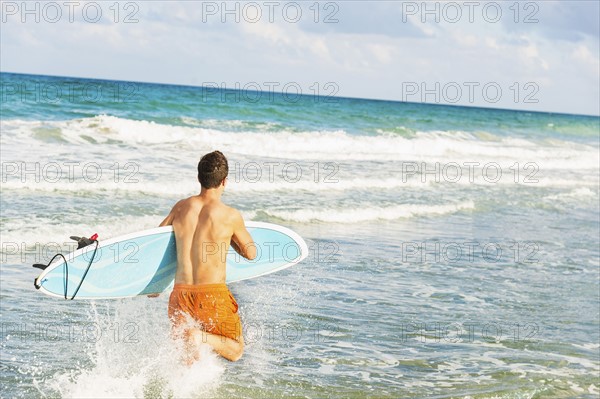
[32,234,100,300]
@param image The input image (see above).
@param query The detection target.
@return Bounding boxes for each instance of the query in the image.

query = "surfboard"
[34,222,308,300]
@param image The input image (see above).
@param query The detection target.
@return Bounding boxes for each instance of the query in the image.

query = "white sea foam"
[261,201,475,223]
[0,176,434,196]
[544,187,598,201]
[571,343,600,351]
[2,170,598,198]
[3,116,599,168]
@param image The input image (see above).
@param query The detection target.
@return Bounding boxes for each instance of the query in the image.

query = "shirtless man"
[157,151,256,362]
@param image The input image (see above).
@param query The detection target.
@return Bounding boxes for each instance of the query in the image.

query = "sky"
[1,0,599,115]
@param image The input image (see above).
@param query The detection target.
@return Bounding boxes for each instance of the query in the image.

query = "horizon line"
[1,70,599,118]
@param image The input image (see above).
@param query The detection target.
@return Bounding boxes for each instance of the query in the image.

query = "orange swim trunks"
[168,283,242,342]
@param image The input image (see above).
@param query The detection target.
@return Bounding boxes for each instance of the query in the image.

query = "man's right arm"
[159,200,181,227]
[149,201,178,298]
[231,210,257,260]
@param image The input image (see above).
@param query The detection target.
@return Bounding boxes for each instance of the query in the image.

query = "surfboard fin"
[70,234,99,249]
[32,263,48,270]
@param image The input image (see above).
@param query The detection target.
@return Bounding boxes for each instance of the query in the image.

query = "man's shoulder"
[219,202,239,215]
[179,195,202,205]
[172,196,202,213]
[219,203,242,221]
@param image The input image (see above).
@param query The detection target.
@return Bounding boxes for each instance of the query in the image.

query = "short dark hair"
[197,151,228,189]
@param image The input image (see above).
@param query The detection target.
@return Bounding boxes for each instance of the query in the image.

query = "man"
[156,151,256,362]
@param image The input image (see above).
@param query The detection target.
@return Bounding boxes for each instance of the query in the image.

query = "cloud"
[499,0,600,43]
[573,44,600,75]
[368,43,395,65]
[297,2,427,38]
[517,39,550,71]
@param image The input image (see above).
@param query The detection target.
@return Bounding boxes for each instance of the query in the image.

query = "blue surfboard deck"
[34,222,308,299]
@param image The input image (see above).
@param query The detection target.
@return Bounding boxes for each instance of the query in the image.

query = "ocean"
[1,72,599,398]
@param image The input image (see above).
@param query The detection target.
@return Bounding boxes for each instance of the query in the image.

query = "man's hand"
[147,293,160,298]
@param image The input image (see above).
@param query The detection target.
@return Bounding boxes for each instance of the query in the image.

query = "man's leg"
[188,328,244,361]
[181,329,201,365]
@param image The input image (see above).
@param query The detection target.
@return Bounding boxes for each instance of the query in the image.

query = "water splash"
[39,299,225,398]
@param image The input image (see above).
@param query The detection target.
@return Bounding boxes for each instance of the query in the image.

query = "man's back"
[160,195,255,285]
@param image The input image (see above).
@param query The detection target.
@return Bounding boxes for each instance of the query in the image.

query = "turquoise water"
[1,72,599,398]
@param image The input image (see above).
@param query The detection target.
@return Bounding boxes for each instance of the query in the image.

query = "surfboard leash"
[68,240,99,300]
[33,234,99,300]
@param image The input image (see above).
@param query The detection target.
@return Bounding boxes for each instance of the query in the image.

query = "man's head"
[198,151,228,189]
